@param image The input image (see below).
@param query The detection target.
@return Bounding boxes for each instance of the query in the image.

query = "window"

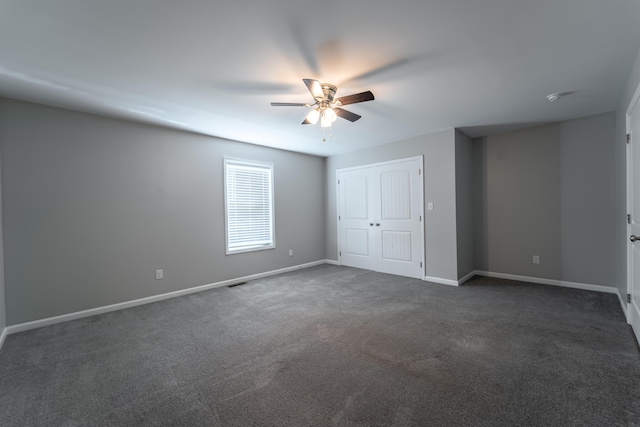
[224,158,275,254]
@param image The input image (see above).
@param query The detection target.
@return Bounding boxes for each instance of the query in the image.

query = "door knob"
[632,235,638,242]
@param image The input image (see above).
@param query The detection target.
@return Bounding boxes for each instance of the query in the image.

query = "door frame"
[336,156,425,277]
[626,79,640,329]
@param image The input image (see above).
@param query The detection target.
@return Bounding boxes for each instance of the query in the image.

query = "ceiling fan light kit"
[271,79,375,138]
[306,109,320,124]
[320,107,337,127]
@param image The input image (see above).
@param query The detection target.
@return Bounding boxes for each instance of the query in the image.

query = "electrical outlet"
[156,269,163,280]
[532,256,540,265]
[289,249,293,257]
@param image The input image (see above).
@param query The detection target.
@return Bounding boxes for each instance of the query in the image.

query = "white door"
[628,93,640,344]
[338,167,375,271]
[338,157,424,279]
[373,159,424,278]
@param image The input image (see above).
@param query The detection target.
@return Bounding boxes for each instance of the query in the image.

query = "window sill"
[226,245,276,255]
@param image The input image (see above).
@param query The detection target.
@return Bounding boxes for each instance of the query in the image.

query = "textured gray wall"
[474,113,617,287]
[454,130,475,279]
[325,129,459,282]
[614,46,640,299]
[0,98,326,325]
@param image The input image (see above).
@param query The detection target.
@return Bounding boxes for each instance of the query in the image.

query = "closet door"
[373,158,423,279]
[337,157,424,279]
[337,167,376,271]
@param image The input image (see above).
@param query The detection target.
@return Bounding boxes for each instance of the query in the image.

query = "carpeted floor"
[0,265,639,426]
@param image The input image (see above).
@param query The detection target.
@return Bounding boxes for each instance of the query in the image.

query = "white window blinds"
[224,159,275,254]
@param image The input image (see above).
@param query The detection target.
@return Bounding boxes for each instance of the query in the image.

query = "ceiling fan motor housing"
[320,84,337,102]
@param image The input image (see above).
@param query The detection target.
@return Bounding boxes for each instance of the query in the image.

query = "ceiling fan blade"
[335,91,375,106]
[335,108,361,122]
[302,118,313,125]
[303,79,324,100]
[270,102,310,107]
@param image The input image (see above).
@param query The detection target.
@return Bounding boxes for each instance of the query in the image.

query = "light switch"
[427,202,434,211]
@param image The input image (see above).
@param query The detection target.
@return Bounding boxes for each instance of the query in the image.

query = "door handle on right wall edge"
[632,235,638,242]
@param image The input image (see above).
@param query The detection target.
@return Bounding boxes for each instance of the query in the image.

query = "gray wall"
[614,46,640,299]
[475,124,562,279]
[455,130,475,279]
[0,141,5,333]
[326,129,459,282]
[560,113,616,286]
[0,98,326,325]
[474,113,617,287]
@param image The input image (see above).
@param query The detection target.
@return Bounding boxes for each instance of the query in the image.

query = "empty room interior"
[1,1,640,425]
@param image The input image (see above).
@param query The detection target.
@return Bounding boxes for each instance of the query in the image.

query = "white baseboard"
[457,271,477,285]
[423,276,459,287]
[0,327,7,351]
[5,259,329,336]
[325,259,340,266]
[473,270,618,294]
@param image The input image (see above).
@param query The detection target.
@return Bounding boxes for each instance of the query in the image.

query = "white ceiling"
[1,0,639,157]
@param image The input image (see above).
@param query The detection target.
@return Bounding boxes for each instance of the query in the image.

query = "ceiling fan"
[270,79,374,128]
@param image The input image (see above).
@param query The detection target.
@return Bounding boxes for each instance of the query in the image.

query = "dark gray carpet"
[1,265,639,426]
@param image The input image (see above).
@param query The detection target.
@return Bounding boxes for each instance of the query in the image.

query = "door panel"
[630,94,640,344]
[343,175,369,219]
[345,229,369,256]
[339,168,375,270]
[338,157,424,279]
[373,159,423,278]
[381,231,413,262]
[380,170,411,220]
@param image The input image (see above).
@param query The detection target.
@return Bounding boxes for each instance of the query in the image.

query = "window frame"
[223,157,276,255]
